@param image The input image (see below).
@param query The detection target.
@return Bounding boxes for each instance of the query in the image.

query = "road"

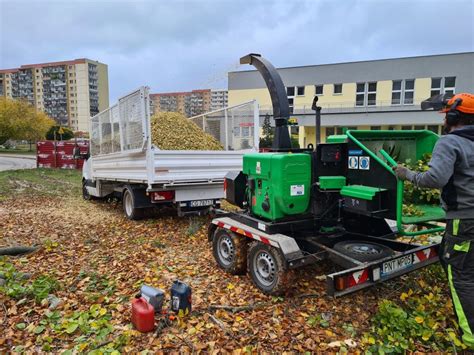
[0,154,36,171]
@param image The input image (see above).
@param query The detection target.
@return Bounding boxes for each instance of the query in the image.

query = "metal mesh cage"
[90,88,148,156]
[189,100,258,150]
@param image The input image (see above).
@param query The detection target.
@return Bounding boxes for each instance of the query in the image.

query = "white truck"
[80,87,259,218]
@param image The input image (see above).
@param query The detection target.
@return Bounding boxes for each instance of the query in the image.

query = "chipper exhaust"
[209,54,443,296]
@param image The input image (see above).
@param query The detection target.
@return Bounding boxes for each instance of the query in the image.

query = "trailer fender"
[211,217,304,261]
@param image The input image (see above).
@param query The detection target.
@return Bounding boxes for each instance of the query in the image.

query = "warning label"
[359,156,370,170]
[348,156,359,169]
[290,185,305,196]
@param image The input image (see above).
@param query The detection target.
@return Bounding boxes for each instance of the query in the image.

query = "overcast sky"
[1,0,473,102]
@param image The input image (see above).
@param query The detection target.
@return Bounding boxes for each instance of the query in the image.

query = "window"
[404,79,414,104]
[241,126,250,137]
[414,125,425,130]
[286,87,295,96]
[356,83,365,106]
[401,125,412,130]
[444,77,456,95]
[36,76,40,80]
[392,80,402,105]
[367,82,377,106]
[431,78,442,97]
[388,126,395,130]
[288,98,294,114]
[356,82,377,106]
[427,125,439,134]
[297,86,305,96]
[70,80,74,83]
[334,83,342,94]
[326,127,335,137]
[371,126,381,130]
[37,88,40,92]
[36,69,39,73]
[315,85,323,95]
[69,65,72,69]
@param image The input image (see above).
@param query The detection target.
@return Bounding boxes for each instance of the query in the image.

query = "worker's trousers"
[440,219,474,349]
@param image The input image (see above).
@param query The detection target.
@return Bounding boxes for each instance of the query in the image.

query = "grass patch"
[0,168,81,199]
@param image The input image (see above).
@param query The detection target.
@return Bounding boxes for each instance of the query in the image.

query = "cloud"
[1,0,473,101]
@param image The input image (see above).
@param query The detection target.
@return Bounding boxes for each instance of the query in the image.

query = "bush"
[363,264,466,352]
[46,126,74,141]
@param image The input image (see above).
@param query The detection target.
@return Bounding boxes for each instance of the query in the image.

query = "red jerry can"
[131,297,155,332]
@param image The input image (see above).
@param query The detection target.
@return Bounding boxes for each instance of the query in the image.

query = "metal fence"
[189,100,259,151]
[90,87,149,156]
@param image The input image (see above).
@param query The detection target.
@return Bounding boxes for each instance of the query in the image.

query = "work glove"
[392,165,412,181]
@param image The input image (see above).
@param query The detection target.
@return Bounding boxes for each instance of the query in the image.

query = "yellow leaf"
[188,327,197,335]
[415,316,424,324]
[368,337,376,345]
[400,292,409,301]
[99,308,107,316]
[235,316,243,322]
[227,283,235,290]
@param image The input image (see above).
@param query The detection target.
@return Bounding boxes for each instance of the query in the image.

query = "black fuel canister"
[170,280,192,314]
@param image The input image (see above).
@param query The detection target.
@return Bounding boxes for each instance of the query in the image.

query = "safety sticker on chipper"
[359,156,370,170]
[290,185,305,196]
[348,156,359,169]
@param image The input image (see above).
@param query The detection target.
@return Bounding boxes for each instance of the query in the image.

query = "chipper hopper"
[208,53,444,296]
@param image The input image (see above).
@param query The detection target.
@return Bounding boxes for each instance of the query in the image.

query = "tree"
[259,114,274,148]
[0,97,55,146]
[46,126,74,141]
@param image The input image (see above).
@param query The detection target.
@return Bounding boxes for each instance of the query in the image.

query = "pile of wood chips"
[151,112,223,150]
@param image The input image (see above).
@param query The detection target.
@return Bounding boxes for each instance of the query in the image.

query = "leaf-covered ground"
[0,169,466,352]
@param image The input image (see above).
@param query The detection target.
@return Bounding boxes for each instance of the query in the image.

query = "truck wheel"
[123,188,144,220]
[333,241,394,262]
[82,180,93,200]
[247,241,293,295]
[212,229,247,275]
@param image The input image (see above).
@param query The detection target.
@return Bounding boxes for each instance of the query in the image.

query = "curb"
[0,154,36,160]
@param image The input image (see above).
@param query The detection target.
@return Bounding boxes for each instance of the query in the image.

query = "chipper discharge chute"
[208,53,443,296]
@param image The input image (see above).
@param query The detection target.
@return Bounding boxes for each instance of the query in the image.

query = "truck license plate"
[189,199,213,207]
[382,255,413,276]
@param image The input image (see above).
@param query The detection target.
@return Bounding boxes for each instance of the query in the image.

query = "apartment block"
[228,52,474,146]
[210,90,228,111]
[0,58,109,132]
[151,88,228,117]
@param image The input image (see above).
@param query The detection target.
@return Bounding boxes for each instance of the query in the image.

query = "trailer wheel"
[247,241,293,295]
[213,229,247,275]
[333,241,394,262]
[123,188,144,220]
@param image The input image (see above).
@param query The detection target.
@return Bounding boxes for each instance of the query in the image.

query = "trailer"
[80,87,259,218]
[208,54,445,296]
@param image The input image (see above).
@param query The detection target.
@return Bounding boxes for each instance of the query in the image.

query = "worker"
[394,93,474,350]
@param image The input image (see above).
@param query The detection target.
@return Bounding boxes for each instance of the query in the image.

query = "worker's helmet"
[440,93,474,114]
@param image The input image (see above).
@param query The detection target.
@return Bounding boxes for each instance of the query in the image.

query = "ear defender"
[446,98,463,126]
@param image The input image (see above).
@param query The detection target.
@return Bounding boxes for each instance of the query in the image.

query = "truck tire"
[82,180,92,200]
[333,241,394,262]
[123,188,144,220]
[247,241,293,295]
[212,229,247,275]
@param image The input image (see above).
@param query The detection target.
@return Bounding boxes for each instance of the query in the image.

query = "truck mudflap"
[326,244,439,297]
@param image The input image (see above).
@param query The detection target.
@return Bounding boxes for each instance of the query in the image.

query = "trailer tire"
[247,241,293,295]
[123,188,144,220]
[333,241,394,262]
[213,229,247,275]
